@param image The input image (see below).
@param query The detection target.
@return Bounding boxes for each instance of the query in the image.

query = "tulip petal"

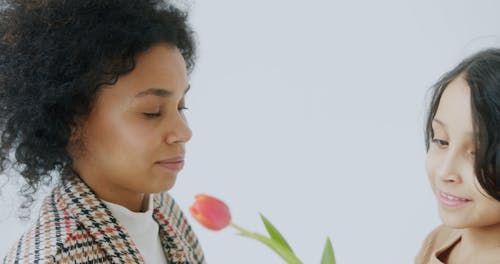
[190,194,231,231]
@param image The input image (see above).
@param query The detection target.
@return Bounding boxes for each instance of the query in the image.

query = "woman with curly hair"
[0,0,205,263]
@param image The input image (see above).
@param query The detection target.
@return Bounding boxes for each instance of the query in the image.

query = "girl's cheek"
[425,151,439,190]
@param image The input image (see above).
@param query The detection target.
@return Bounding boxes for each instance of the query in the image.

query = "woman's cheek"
[125,119,162,152]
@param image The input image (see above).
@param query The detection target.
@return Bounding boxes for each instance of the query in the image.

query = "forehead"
[99,43,188,102]
[434,76,473,133]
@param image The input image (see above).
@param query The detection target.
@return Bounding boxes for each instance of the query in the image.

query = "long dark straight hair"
[425,48,500,201]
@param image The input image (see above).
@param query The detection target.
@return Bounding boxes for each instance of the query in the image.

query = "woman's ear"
[67,117,87,160]
[69,121,82,143]
[68,116,86,145]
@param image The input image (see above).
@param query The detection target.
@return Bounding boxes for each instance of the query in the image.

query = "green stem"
[230,223,250,235]
[229,222,302,264]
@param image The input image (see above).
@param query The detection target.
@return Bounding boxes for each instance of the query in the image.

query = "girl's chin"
[439,211,470,229]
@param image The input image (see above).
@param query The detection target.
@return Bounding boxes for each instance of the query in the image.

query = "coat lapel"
[58,178,145,264]
[57,177,205,264]
[153,192,204,264]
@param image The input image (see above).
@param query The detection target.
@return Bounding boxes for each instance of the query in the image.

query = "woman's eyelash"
[143,112,161,118]
[143,106,188,118]
[431,138,448,146]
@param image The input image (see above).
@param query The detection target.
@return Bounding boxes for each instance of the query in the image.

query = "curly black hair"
[0,0,196,217]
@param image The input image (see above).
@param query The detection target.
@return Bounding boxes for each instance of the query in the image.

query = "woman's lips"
[437,190,471,207]
[156,158,184,172]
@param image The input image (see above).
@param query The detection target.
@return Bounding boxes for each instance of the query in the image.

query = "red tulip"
[189,193,334,264]
[190,194,231,231]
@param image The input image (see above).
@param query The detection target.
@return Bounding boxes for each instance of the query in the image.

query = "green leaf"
[321,237,336,264]
[238,231,302,264]
[260,213,294,253]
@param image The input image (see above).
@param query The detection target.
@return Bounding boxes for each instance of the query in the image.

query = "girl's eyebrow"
[432,118,446,128]
[433,118,473,136]
[134,84,190,98]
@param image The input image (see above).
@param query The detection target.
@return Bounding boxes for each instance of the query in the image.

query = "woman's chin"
[148,175,178,193]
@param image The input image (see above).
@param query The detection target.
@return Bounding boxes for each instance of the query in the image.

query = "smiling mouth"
[437,190,471,207]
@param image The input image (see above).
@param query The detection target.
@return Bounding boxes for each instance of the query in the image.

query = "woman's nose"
[165,112,192,144]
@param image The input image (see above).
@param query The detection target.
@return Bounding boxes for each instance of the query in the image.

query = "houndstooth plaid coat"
[3,177,206,264]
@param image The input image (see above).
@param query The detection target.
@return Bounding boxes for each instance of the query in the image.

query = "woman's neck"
[78,173,149,212]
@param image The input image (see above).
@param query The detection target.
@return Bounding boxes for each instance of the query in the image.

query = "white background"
[2,0,500,263]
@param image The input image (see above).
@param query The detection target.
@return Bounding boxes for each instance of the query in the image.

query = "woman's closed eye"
[143,112,161,118]
[143,106,188,118]
[431,138,449,147]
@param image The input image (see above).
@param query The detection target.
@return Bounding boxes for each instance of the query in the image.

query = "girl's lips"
[437,190,471,208]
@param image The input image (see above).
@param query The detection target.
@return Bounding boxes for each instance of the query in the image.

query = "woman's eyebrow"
[135,88,172,98]
[134,85,190,98]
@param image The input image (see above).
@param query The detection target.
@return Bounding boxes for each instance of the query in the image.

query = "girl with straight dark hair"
[416,49,500,263]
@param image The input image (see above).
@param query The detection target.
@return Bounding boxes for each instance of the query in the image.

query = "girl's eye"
[431,138,448,147]
[143,112,161,118]
[178,106,189,111]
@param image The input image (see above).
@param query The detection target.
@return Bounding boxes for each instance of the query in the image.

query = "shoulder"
[4,192,103,264]
[415,225,461,264]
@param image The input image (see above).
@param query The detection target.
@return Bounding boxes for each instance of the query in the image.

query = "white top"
[103,196,168,264]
